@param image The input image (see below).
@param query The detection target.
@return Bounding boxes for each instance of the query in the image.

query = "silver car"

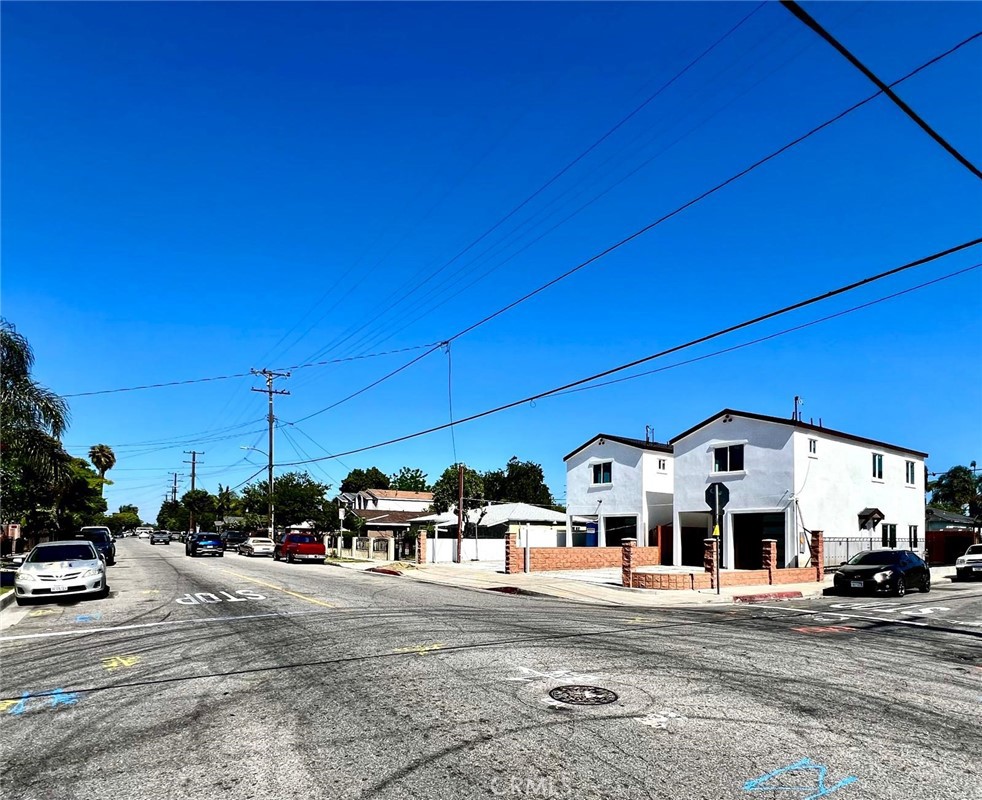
[238,536,275,557]
[13,541,109,606]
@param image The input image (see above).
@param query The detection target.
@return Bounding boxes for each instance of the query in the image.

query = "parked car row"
[178,532,325,563]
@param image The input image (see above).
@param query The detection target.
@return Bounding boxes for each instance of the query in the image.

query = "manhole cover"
[548,685,618,706]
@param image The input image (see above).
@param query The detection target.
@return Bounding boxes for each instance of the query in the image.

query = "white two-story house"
[564,434,674,549]
[670,409,927,570]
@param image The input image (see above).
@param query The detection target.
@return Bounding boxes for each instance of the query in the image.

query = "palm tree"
[0,319,70,480]
[88,444,117,496]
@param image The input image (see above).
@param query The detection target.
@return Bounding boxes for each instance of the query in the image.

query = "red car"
[274,533,325,564]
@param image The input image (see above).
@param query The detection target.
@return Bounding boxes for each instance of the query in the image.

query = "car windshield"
[249,538,274,545]
[847,550,904,566]
[29,544,97,562]
[966,545,982,555]
[291,535,314,543]
[78,531,110,543]
[197,536,221,543]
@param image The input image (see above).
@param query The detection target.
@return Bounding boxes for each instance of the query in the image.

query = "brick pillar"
[762,539,777,585]
[703,538,718,589]
[810,531,824,581]
[505,533,521,574]
[416,531,427,565]
[621,538,635,588]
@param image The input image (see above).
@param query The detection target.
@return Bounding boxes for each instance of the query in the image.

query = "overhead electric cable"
[276,237,981,465]
[295,2,768,367]
[781,0,982,180]
[284,32,981,426]
[60,343,440,398]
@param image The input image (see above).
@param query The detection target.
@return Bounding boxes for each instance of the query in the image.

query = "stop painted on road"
[176,590,266,605]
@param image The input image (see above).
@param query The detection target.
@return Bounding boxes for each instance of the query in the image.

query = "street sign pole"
[714,492,721,595]
[706,482,729,596]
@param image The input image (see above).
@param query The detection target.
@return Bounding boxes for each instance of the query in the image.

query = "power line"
[294,2,769,368]
[781,0,982,181]
[551,262,982,397]
[60,343,440,398]
[282,31,982,428]
[275,237,981,465]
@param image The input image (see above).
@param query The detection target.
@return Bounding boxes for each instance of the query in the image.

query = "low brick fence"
[504,534,627,574]
[621,533,825,590]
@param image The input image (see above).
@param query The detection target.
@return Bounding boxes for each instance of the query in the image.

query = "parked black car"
[833,549,930,597]
[186,533,224,558]
[150,530,171,545]
[75,527,116,566]
[220,531,249,551]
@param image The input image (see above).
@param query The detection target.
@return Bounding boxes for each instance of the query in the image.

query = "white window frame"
[591,461,612,486]
[657,458,667,472]
[872,453,884,481]
[909,524,919,548]
[713,444,745,474]
[905,460,916,486]
[808,438,817,456]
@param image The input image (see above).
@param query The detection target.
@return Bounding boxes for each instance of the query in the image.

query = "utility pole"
[456,464,465,563]
[251,369,290,539]
[183,451,203,533]
[170,472,180,503]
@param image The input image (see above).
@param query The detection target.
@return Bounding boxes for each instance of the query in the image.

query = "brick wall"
[621,540,662,587]
[504,533,624,574]
[809,531,824,581]
[629,571,712,590]
[416,531,427,565]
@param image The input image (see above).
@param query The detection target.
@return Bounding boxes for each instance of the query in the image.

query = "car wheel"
[217,553,224,558]
[287,552,295,564]
[108,559,115,566]
[14,596,30,606]
[894,576,906,597]
[273,551,280,561]
[99,583,110,599]
[920,574,931,593]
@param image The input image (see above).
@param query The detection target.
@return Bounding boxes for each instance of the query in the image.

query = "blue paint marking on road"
[744,758,858,800]
[8,693,33,716]
[47,689,80,708]
[75,612,103,623]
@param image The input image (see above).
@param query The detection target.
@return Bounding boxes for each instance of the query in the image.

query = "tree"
[390,467,429,492]
[54,458,108,534]
[97,506,142,535]
[339,467,390,494]
[242,471,331,529]
[88,444,117,495]
[929,465,982,517]
[431,464,484,513]
[0,318,70,487]
[181,489,216,532]
[500,457,553,506]
[157,499,188,531]
[215,484,240,520]
[118,504,141,518]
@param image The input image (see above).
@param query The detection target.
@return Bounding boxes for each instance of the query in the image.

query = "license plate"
[51,585,68,592]
[850,581,864,588]
[973,566,982,571]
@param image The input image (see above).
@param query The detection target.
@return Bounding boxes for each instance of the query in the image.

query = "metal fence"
[823,535,921,567]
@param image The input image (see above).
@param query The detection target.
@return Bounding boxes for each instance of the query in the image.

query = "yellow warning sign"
[712,524,720,537]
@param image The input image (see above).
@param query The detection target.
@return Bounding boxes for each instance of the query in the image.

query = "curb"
[366,567,404,576]
[0,591,15,613]
[733,590,804,604]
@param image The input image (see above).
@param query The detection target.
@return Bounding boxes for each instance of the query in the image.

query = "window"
[881,523,897,548]
[872,453,883,480]
[591,462,612,485]
[909,525,918,548]
[905,461,916,485]
[808,438,817,455]
[657,458,667,471]
[713,444,744,472]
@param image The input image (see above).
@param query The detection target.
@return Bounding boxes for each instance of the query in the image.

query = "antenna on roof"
[645,424,653,443]
[793,395,804,422]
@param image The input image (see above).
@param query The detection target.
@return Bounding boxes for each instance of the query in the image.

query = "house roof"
[926,507,979,525]
[469,502,567,527]
[564,433,672,462]
[364,489,433,502]
[352,509,423,528]
[668,409,929,458]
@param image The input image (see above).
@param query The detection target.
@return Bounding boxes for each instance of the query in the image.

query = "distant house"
[338,489,435,557]
[670,409,927,570]
[925,506,981,565]
[564,434,673,549]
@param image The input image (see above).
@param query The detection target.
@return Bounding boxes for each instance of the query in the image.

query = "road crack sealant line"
[0,607,803,701]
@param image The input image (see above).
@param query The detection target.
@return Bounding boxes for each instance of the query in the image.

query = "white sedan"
[13,541,109,606]
[238,537,275,557]
[955,544,982,580]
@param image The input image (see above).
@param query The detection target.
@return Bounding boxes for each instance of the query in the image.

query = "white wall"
[673,414,927,568]
[565,439,648,545]
[791,429,925,554]
[672,416,795,568]
[429,537,506,563]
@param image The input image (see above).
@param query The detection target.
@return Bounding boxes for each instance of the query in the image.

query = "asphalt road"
[1,538,979,800]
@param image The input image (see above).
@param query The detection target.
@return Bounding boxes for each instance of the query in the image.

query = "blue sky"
[3,1,980,519]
